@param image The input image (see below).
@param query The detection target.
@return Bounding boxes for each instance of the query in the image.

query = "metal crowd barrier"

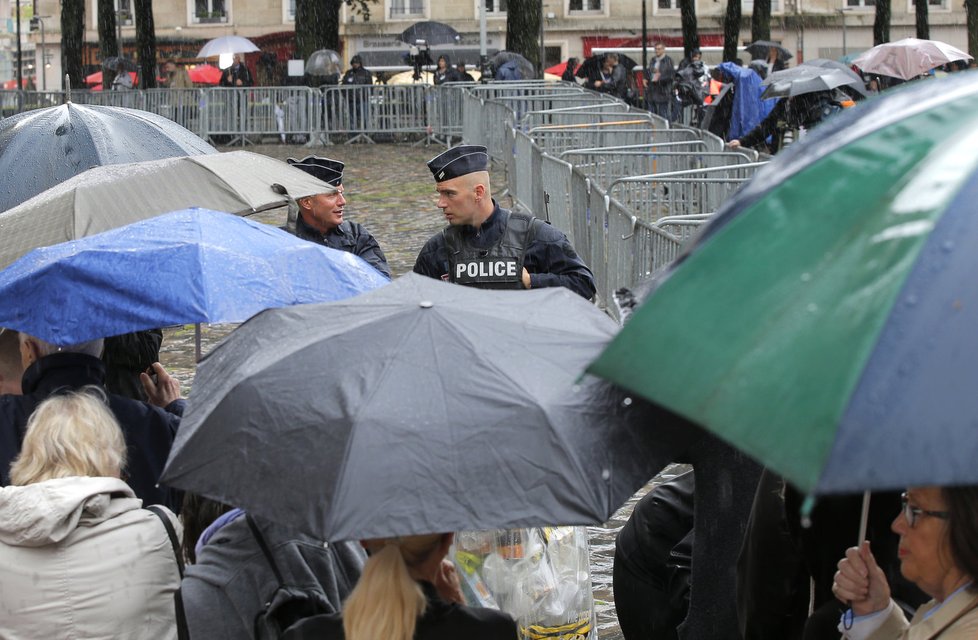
[561,146,757,188]
[608,163,767,223]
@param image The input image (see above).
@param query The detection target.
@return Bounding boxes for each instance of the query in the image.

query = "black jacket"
[281,580,518,640]
[0,352,183,510]
[341,66,373,86]
[413,203,596,299]
[295,216,391,280]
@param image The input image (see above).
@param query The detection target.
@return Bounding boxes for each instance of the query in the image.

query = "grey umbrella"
[0,103,216,213]
[161,273,692,541]
[745,40,793,62]
[760,64,866,99]
[491,51,536,80]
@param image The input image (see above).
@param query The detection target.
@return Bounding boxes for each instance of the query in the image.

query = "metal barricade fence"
[512,130,535,211]
[560,146,753,188]
[428,83,477,143]
[17,91,63,112]
[655,214,711,245]
[71,89,145,109]
[608,162,768,222]
[529,123,699,157]
[520,106,644,130]
[540,154,575,243]
[319,84,428,143]
[143,88,204,133]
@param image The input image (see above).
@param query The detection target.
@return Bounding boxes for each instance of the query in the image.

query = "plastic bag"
[453,527,596,640]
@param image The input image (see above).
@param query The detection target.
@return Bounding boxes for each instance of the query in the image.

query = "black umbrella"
[491,51,535,80]
[161,273,690,541]
[0,103,216,213]
[760,63,867,99]
[575,53,641,79]
[745,40,793,62]
[399,20,460,47]
[803,58,868,98]
[102,56,138,72]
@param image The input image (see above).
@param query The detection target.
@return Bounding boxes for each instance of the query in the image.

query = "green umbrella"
[588,74,978,496]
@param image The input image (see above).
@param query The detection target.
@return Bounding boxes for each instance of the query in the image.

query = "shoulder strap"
[147,505,184,578]
[147,505,190,640]
[247,513,287,587]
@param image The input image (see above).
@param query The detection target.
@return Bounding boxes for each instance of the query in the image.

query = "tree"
[874,0,891,45]
[97,0,119,87]
[914,0,929,39]
[295,0,373,61]
[680,0,700,60]
[968,0,978,57]
[505,0,542,73]
[752,0,772,42]
[134,0,157,88]
[724,0,742,61]
[60,0,85,91]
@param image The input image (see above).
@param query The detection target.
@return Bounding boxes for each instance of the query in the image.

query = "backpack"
[247,515,336,639]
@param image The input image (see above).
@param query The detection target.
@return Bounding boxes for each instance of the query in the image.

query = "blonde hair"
[9,388,127,486]
[343,534,444,640]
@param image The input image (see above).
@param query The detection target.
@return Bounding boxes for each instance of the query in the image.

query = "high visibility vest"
[705,78,723,105]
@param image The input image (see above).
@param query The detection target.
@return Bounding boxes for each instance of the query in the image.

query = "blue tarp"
[717,62,777,140]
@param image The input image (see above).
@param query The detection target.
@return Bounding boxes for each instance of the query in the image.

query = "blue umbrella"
[0,208,388,349]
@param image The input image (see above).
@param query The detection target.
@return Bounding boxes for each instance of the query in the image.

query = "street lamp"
[29,16,46,92]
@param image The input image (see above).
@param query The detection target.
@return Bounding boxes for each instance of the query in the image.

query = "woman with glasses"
[832,486,978,638]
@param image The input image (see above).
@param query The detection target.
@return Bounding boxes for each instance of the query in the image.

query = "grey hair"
[19,333,104,358]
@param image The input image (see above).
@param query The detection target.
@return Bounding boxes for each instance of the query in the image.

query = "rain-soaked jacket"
[295,216,391,279]
[716,62,777,141]
[0,476,181,640]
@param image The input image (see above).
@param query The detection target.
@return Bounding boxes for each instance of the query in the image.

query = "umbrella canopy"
[852,38,972,81]
[575,53,641,80]
[0,208,388,346]
[0,103,216,213]
[305,49,342,77]
[491,51,535,80]
[161,273,688,541]
[198,35,260,59]
[588,72,978,496]
[745,40,793,62]
[0,150,334,269]
[102,56,138,72]
[760,63,866,99]
[188,63,222,85]
[803,58,869,97]
[398,20,460,46]
[387,68,482,85]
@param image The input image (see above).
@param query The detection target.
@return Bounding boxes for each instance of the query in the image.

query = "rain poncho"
[716,62,777,141]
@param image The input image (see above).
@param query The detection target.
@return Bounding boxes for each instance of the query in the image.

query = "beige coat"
[869,588,978,640]
[0,476,182,640]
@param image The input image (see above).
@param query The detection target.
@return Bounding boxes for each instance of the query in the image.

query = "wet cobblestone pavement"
[159,143,654,640]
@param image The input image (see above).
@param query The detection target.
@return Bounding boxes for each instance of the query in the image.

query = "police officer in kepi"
[413,145,596,299]
[286,155,391,279]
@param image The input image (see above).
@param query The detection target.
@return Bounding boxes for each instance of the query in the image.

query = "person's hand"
[235,78,243,86]
[728,139,742,149]
[521,268,531,289]
[140,362,182,408]
[594,80,603,87]
[433,559,465,605]
[833,541,891,616]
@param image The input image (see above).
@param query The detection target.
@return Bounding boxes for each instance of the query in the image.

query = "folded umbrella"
[0,208,388,346]
[588,73,978,496]
[162,273,692,541]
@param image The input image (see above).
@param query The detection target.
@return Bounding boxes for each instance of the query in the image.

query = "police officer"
[413,145,595,299]
[286,155,391,279]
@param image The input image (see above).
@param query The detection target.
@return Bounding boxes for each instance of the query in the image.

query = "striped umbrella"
[588,72,978,496]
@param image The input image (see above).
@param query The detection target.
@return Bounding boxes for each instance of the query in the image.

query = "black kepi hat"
[287,156,344,187]
[427,145,489,182]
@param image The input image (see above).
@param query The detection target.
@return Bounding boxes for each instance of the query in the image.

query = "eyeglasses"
[901,492,950,528]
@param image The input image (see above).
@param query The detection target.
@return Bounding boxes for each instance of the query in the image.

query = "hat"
[351,55,363,65]
[287,155,344,187]
[427,145,489,182]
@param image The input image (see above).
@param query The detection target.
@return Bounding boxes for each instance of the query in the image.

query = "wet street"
[159,143,670,640]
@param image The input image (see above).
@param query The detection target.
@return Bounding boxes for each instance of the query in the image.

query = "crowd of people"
[0,144,598,638]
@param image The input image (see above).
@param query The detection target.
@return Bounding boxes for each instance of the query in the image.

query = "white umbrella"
[0,151,332,270]
[852,38,972,81]
[198,35,260,59]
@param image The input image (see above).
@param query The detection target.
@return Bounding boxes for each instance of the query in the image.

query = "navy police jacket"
[413,203,596,299]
